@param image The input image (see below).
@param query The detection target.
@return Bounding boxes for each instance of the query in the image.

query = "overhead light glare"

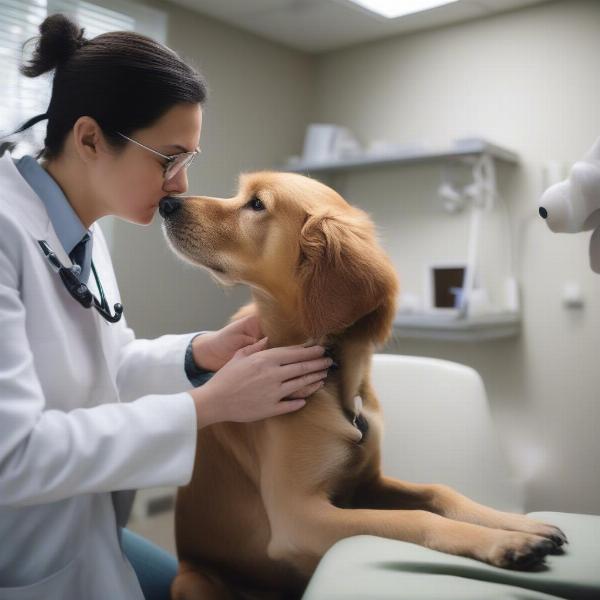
[346,0,461,19]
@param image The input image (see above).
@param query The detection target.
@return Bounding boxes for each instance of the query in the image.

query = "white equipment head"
[539,137,600,273]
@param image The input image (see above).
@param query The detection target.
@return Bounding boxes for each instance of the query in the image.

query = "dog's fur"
[162,172,566,600]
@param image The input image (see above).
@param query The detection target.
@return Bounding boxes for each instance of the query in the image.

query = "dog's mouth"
[202,261,238,288]
[162,222,228,274]
[204,262,226,274]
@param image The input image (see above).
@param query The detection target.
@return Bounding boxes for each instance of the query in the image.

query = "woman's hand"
[190,338,333,428]
[191,315,263,372]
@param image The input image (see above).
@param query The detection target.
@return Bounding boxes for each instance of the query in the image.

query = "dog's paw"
[531,522,568,549]
[494,512,569,549]
[487,532,558,570]
[507,515,568,548]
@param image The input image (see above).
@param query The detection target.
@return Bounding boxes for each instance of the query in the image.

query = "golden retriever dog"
[161,172,567,600]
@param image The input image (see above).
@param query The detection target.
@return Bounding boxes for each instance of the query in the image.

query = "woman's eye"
[247,197,265,211]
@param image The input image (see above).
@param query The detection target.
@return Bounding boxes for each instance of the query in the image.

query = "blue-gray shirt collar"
[14,155,93,282]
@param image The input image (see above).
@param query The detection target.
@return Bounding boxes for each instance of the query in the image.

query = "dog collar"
[344,395,368,443]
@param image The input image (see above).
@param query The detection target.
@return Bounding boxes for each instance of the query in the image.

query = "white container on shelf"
[302,124,340,163]
[302,124,361,163]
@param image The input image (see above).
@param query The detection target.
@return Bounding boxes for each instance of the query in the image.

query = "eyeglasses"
[116,132,201,181]
[38,240,123,323]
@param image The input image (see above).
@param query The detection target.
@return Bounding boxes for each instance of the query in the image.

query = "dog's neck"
[251,290,308,346]
[251,290,377,416]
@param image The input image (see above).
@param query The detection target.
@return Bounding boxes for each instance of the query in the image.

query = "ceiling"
[165,0,552,53]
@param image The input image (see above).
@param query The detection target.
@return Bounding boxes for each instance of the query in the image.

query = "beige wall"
[312,0,600,513]
[109,0,599,513]
[109,0,316,335]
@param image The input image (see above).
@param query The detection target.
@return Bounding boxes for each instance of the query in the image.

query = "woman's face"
[98,102,203,225]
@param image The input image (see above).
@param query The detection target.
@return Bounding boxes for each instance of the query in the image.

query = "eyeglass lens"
[165,153,196,181]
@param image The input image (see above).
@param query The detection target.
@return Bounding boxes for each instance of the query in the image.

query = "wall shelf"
[283,139,519,174]
[391,312,521,342]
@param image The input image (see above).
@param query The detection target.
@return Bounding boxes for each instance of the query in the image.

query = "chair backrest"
[371,353,524,512]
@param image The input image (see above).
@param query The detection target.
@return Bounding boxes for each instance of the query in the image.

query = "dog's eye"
[246,196,266,212]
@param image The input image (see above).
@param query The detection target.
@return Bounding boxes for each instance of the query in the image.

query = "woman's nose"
[163,167,189,196]
[159,197,181,218]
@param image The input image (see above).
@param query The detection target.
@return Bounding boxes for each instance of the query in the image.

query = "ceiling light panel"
[346,0,461,19]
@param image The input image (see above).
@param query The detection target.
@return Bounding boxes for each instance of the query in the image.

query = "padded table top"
[302,512,600,600]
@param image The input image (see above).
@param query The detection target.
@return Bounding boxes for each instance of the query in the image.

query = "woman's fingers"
[280,370,328,398]
[235,336,269,358]
[235,314,264,339]
[273,398,307,416]
[279,356,333,381]
[267,344,326,365]
[285,379,325,400]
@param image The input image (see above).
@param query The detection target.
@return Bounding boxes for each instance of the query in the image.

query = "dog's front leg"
[259,420,560,572]
[264,493,559,571]
[354,475,567,548]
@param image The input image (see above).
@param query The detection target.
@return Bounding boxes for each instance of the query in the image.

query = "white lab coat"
[0,153,198,599]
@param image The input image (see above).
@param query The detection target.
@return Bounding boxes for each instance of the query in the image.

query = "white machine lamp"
[437,154,508,317]
[539,137,600,273]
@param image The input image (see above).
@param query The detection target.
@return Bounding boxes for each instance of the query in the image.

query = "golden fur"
[163,172,566,600]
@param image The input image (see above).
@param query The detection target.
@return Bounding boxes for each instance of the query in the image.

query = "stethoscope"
[37,240,123,323]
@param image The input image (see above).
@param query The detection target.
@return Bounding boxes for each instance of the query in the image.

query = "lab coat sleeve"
[0,245,198,507]
[115,322,202,403]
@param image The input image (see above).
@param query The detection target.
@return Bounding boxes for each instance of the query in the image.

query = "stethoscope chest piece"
[38,239,123,323]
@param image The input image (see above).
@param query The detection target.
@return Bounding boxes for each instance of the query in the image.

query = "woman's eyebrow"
[162,143,201,154]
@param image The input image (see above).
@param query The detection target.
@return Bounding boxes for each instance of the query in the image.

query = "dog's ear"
[297,210,398,342]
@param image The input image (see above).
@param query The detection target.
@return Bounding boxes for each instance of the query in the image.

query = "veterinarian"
[0,14,332,600]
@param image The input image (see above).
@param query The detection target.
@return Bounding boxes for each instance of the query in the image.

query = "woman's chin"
[121,208,157,226]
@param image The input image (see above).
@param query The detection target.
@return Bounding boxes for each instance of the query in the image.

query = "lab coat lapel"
[2,154,137,529]
[0,153,120,394]
[87,224,123,386]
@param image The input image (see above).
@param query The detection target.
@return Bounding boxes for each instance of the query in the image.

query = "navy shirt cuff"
[185,333,214,387]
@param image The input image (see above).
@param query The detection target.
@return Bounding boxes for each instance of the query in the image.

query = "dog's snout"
[159,197,182,219]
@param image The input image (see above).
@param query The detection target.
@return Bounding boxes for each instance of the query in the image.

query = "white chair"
[371,353,524,512]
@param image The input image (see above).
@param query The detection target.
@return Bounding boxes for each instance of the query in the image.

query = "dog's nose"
[539,206,548,219]
[159,197,182,218]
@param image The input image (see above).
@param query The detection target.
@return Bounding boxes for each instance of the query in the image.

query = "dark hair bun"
[21,14,87,77]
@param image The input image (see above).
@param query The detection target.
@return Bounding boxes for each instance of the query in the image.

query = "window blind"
[0,0,165,156]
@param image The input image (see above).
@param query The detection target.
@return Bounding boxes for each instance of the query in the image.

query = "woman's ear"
[72,116,106,164]
[297,209,399,342]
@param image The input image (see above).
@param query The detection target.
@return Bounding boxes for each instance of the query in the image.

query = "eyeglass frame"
[116,132,201,181]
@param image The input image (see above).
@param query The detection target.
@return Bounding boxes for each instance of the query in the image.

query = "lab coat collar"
[14,155,91,256]
[0,152,51,236]
[0,152,97,267]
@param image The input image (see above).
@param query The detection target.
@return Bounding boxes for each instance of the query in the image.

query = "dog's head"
[162,171,398,343]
